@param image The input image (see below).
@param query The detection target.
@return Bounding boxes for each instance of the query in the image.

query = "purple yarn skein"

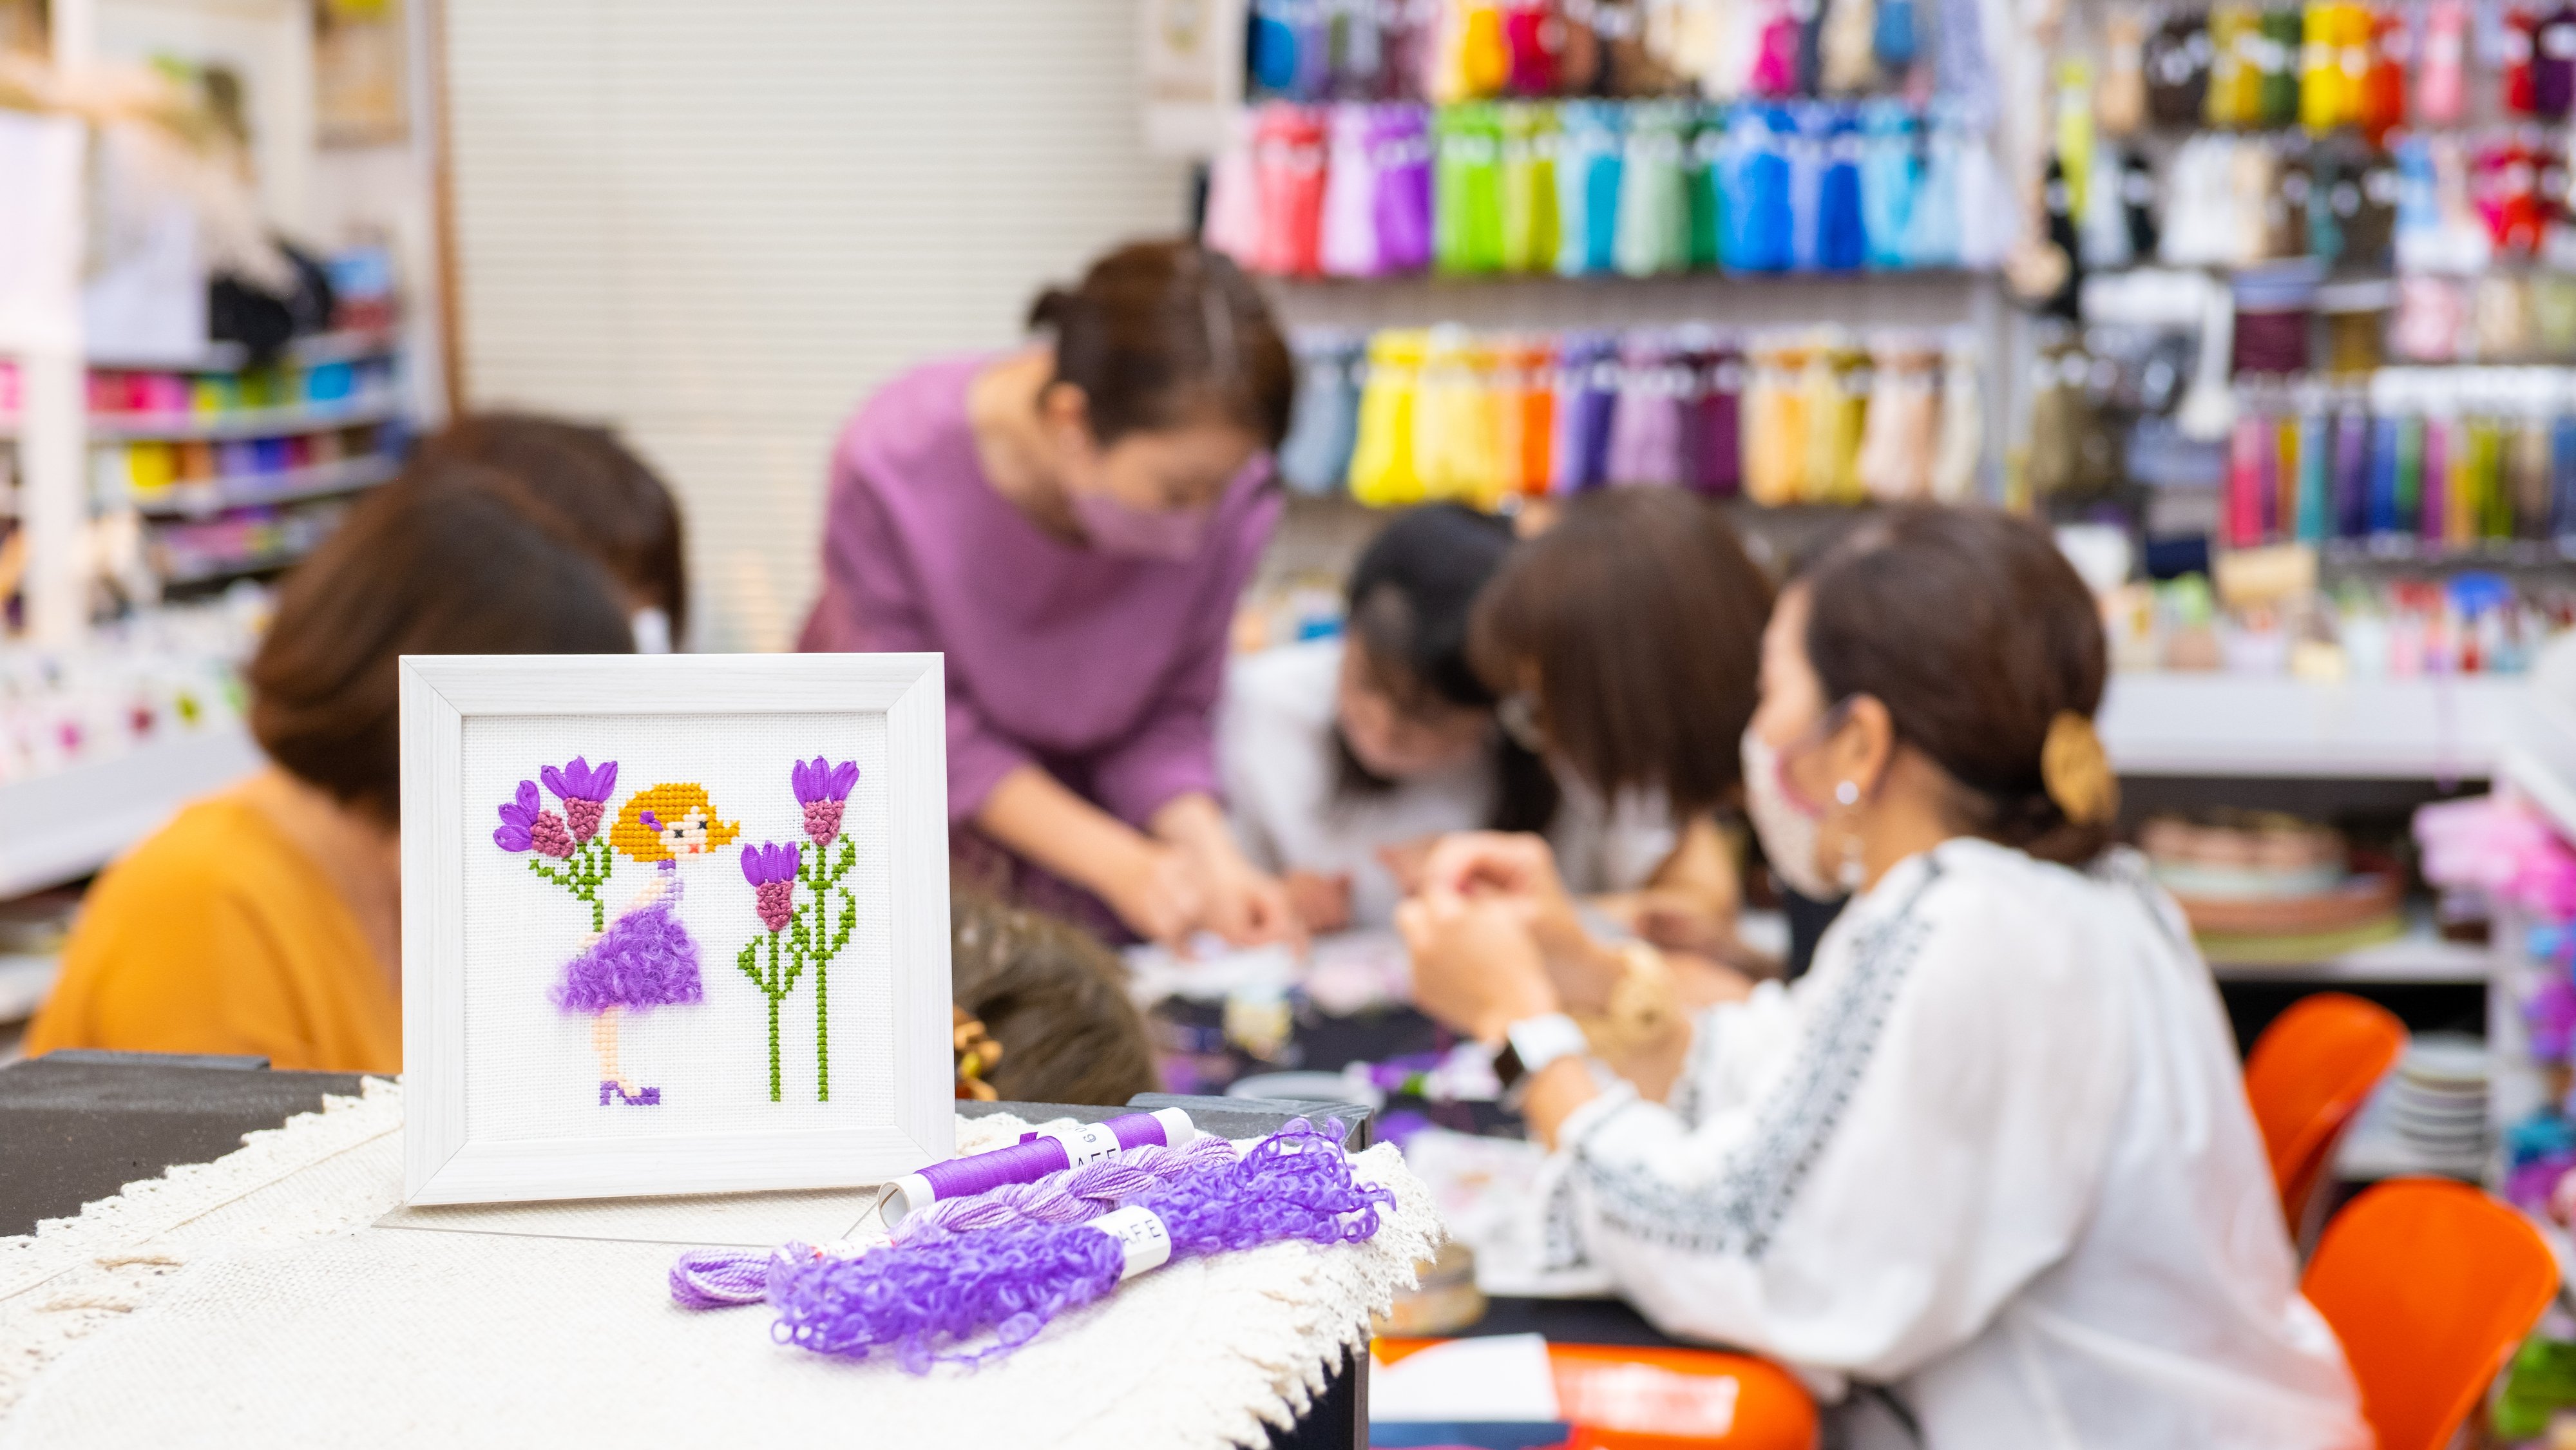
[767,1120,1388,1372]
[665,1136,1240,1310]
[898,1136,1241,1243]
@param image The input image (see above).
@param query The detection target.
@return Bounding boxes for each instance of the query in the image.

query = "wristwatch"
[1491,1012,1589,1092]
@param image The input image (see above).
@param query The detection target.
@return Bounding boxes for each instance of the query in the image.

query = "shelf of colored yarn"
[114,451,400,520]
[1289,321,1983,506]
[83,390,403,444]
[2126,0,2573,140]
[1210,96,2004,281]
[1245,0,1943,107]
[2389,272,2576,364]
[2216,367,2576,549]
[151,502,354,589]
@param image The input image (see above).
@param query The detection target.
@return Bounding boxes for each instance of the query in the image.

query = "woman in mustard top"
[28,467,636,1073]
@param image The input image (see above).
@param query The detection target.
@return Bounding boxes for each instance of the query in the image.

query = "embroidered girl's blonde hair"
[609,783,741,863]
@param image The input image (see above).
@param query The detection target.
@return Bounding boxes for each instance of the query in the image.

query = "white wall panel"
[443,0,1188,649]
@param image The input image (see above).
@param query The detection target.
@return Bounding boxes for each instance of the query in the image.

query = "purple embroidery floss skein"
[879,1107,1199,1229]
[893,1134,1241,1243]
[667,1136,1240,1310]
[766,1120,1391,1372]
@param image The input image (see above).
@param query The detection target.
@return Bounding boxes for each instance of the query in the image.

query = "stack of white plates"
[2387,1035,2490,1158]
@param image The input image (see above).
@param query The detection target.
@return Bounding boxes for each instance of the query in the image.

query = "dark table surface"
[0,1049,367,1237]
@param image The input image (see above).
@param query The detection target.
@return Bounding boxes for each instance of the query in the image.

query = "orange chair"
[2244,993,2407,1237]
[1375,1338,1819,1449]
[2303,1179,2560,1450]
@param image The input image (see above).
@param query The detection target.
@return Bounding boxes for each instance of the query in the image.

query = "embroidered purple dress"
[551,861,705,1013]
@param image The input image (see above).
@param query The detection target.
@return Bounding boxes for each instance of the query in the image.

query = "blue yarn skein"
[1817,111,1867,272]
[1858,102,1916,271]
[1727,104,1796,272]
[1876,0,1920,66]
[1252,0,1299,93]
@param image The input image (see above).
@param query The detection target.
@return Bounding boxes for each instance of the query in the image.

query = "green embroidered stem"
[736,928,803,1103]
[799,837,859,1102]
[527,839,614,932]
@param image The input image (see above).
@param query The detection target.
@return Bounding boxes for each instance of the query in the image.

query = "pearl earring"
[1831,781,1866,893]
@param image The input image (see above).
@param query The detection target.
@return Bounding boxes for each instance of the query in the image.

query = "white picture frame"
[398,653,953,1206]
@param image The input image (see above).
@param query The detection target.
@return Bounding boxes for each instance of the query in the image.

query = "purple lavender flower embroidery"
[493,780,544,852]
[791,757,860,846]
[542,756,620,844]
[742,843,800,933]
[738,761,859,1103]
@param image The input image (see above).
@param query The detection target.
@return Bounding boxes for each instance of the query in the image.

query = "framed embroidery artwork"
[397,653,952,1205]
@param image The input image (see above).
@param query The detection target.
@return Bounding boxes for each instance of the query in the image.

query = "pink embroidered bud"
[564,797,604,844]
[755,879,795,933]
[801,799,846,846]
[530,810,577,859]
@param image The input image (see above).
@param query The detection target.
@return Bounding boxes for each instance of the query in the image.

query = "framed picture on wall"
[397,653,952,1205]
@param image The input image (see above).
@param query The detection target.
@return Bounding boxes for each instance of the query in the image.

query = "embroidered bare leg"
[595,1007,625,1105]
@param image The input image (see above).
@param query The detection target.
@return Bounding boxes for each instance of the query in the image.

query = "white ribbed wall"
[441,0,1188,650]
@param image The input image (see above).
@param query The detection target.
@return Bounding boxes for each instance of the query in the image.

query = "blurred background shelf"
[81,330,401,374]
[123,455,398,519]
[2202,913,2494,984]
[83,394,404,444]
[2100,674,2524,780]
[0,723,263,900]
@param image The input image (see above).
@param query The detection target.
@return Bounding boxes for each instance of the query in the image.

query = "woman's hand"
[1395,894,1561,1043]
[1417,832,1622,1010]
[1099,841,1209,948]
[1187,844,1302,948]
[1149,792,1300,949]
[1283,870,1353,935]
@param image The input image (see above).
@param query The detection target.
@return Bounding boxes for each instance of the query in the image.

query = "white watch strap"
[1505,1012,1589,1076]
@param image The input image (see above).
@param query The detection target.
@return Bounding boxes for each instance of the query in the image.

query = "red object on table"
[1377,1339,1820,1449]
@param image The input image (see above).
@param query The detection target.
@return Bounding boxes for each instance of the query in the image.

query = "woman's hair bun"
[1024,286,1080,334]
[1020,239,1295,449]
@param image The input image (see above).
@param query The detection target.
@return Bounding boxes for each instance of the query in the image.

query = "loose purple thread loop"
[669,1248,772,1310]
[763,1119,1387,1373]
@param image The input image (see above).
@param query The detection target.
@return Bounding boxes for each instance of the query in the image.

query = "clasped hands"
[1393,832,1633,1045]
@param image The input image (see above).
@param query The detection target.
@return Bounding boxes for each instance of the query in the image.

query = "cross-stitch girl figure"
[555,783,740,1105]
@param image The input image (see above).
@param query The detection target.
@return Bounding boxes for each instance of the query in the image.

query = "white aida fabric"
[459,714,895,1134]
[0,1084,1438,1449]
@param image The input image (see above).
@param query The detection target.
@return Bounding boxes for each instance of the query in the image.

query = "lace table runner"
[0,1082,1435,1449]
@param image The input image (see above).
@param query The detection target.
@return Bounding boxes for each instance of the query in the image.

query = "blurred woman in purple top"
[800,240,1299,949]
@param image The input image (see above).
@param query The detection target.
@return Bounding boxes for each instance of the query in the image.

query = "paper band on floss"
[1033,1120,1124,1166]
[877,1107,1200,1228]
[1087,1205,1174,1279]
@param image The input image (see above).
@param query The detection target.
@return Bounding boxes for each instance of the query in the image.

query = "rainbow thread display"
[2212,369,2576,549]
[1281,323,1985,506]
[1211,98,2000,280]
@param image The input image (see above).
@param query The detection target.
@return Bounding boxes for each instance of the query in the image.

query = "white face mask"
[1741,727,1844,902]
[630,607,673,656]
